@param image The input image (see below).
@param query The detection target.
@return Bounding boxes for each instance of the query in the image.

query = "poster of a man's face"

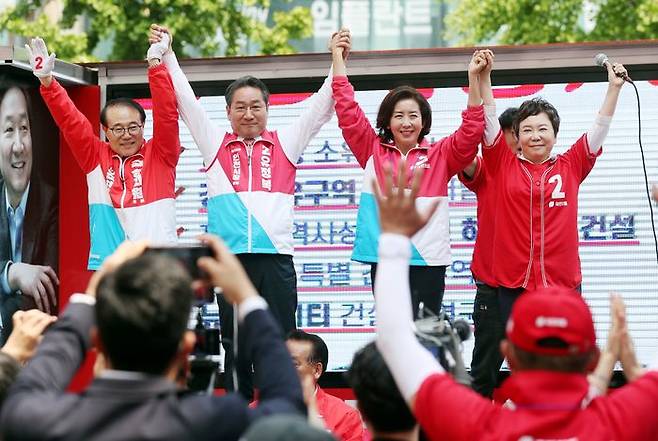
[0,80,59,344]
[0,87,33,208]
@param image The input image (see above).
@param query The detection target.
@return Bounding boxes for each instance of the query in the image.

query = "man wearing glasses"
[148,25,351,400]
[25,37,180,270]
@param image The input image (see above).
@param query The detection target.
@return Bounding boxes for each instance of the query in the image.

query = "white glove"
[25,37,56,78]
[146,32,170,62]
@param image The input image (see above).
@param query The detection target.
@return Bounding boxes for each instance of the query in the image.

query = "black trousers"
[370,263,447,318]
[470,282,524,398]
[218,253,297,401]
[470,283,582,398]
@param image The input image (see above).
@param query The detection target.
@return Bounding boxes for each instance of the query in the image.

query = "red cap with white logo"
[506,287,596,356]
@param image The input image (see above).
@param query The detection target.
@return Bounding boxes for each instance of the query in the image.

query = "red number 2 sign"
[35,56,43,69]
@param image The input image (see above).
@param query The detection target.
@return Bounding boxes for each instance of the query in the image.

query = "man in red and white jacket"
[26,37,181,271]
[373,163,658,441]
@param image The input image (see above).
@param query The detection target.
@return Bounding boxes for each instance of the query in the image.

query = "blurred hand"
[468,50,487,76]
[86,240,149,297]
[8,263,58,314]
[605,292,623,357]
[25,37,56,79]
[615,293,645,382]
[1,309,56,364]
[149,24,173,52]
[328,28,351,60]
[373,160,438,238]
[196,234,258,305]
[652,184,658,203]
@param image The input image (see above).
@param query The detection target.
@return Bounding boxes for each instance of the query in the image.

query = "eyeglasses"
[231,105,265,116]
[108,124,143,137]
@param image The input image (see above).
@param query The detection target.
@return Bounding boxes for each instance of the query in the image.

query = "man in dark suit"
[0,234,305,441]
[0,86,58,344]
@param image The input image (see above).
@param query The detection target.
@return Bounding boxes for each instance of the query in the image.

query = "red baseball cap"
[506,288,596,356]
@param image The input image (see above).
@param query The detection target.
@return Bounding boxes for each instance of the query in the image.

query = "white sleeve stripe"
[375,233,444,404]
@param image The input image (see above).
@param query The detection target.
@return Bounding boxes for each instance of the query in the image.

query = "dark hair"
[0,86,33,130]
[225,76,270,107]
[100,98,147,126]
[498,107,518,131]
[347,342,416,433]
[511,342,596,373]
[286,330,328,376]
[513,97,560,137]
[95,253,193,374]
[376,86,432,144]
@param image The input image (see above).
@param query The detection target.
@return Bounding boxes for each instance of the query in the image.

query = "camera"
[414,304,472,386]
[144,245,215,304]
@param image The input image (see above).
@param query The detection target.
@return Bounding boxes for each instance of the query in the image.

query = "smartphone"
[145,245,216,304]
[145,245,213,279]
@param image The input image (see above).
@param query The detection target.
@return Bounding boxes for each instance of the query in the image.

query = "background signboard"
[141,78,658,370]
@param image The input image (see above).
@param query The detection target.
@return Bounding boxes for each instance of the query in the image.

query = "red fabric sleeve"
[458,156,485,193]
[594,371,658,440]
[561,134,601,183]
[148,63,181,168]
[440,105,485,177]
[415,373,498,441]
[481,129,511,175]
[332,76,378,169]
[39,79,104,173]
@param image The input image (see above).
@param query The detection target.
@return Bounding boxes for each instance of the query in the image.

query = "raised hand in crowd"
[8,263,58,314]
[587,293,624,395]
[616,294,645,382]
[25,37,56,87]
[1,309,56,364]
[372,160,438,237]
[196,233,259,305]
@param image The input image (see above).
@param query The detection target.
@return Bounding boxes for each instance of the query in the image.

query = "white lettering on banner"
[231,152,241,186]
[311,0,339,37]
[342,1,370,37]
[374,0,401,37]
[261,146,272,190]
[403,0,432,35]
[162,80,658,371]
[130,160,144,204]
[105,167,115,189]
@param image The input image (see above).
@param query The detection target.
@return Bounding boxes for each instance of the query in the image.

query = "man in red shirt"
[286,330,364,441]
[372,162,658,441]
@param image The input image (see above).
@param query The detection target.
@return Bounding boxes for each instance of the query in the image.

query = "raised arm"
[150,25,223,166]
[586,62,627,154]
[146,34,182,168]
[479,49,500,147]
[330,31,378,168]
[373,161,443,411]
[26,37,103,173]
[277,30,351,164]
[442,51,486,177]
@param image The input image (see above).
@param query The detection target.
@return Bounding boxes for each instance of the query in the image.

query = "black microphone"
[594,53,633,83]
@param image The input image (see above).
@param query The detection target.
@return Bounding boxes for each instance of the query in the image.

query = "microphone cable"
[628,80,658,265]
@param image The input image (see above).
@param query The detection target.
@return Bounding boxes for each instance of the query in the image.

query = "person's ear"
[586,347,601,374]
[313,362,323,382]
[500,339,518,371]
